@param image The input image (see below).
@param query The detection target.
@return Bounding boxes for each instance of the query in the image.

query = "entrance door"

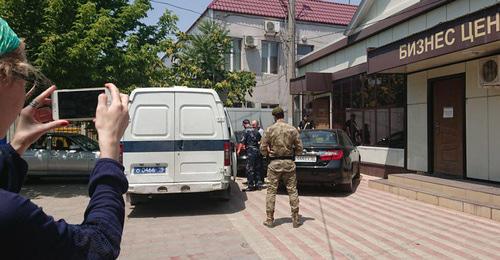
[431,75,465,177]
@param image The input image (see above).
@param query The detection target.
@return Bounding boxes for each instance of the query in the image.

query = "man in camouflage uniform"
[237,119,262,191]
[260,107,303,228]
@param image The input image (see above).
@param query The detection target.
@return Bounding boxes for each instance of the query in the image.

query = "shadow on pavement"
[127,181,247,218]
[21,177,89,199]
[273,216,315,227]
[279,176,362,198]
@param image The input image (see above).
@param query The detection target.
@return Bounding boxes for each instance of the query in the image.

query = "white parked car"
[23,133,100,177]
[122,87,237,205]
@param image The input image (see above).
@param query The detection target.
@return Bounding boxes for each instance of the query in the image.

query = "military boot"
[292,212,301,228]
[263,211,274,228]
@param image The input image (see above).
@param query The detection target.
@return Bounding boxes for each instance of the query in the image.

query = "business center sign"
[368,4,500,74]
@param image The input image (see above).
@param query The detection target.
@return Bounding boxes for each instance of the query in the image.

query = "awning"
[290,72,333,95]
[368,4,500,74]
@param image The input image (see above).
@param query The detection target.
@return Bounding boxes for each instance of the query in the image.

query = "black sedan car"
[295,129,361,192]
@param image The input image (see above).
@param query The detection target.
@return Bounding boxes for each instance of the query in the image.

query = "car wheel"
[27,175,42,183]
[354,161,361,179]
[337,179,354,193]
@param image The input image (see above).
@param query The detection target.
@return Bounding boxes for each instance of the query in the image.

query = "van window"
[132,106,170,137]
[180,105,215,136]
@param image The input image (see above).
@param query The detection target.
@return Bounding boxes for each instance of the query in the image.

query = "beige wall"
[208,11,345,115]
[406,59,500,181]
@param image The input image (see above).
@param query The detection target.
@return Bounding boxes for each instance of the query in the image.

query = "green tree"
[167,20,255,106]
[0,0,177,91]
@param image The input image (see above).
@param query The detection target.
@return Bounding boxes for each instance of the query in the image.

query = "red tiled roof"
[208,0,357,26]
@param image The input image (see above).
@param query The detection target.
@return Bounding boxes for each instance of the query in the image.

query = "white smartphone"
[52,88,110,121]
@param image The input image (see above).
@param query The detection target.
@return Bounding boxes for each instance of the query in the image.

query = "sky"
[144,0,362,31]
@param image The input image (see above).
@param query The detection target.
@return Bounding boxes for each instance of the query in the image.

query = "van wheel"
[218,186,232,201]
[128,194,146,206]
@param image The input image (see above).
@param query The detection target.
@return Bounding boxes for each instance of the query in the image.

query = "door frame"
[427,73,467,178]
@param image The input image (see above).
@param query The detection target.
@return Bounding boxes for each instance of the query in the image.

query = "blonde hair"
[0,42,47,85]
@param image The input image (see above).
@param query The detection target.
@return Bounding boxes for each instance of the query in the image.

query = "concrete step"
[388,173,500,207]
[369,177,500,223]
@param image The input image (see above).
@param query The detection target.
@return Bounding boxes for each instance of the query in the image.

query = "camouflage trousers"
[265,169,299,214]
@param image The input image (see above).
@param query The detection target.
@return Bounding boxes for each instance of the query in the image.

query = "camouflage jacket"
[260,120,303,172]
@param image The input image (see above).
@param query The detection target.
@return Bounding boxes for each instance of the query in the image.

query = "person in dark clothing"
[251,120,265,187]
[298,114,315,131]
[237,119,262,191]
[0,18,130,259]
[345,114,361,145]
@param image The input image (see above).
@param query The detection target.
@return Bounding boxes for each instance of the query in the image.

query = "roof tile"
[208,0,357,26]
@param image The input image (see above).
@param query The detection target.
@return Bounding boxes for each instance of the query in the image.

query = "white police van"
[122,87,236,205]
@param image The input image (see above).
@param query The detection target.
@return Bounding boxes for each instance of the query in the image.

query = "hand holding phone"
[11,86,69,155]
[94,83,130,161]
[52,88,111,121]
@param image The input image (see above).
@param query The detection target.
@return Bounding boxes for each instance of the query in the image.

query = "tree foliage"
[0,1,255,105]
[166,20,255,106]
[0,0,177,91]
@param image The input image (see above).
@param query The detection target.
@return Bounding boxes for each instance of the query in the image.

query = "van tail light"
[319,150,344,161]
[119,143,124,164]
[224,141,231,166]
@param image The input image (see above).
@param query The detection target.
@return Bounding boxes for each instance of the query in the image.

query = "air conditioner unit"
[479,56,500,88]
[244,35,256,48]
[264,21,280,35]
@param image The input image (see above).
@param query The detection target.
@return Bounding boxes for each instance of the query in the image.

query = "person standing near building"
[253,120,264,136]
[237,119,261,191]
[298,114,315,131]
[345,114,361,145]
[251,120,264,187]
[260,107,303,228]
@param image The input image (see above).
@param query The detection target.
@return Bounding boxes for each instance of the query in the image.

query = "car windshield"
[71,135,100,151]
[300,131,338,146]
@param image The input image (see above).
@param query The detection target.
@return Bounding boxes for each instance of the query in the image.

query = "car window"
[71,135,99,151]
[30,136,48,149]
[300,131,338,146]
[51,136,74,151]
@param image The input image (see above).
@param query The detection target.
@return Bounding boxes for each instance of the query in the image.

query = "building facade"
[187,0,357,121]
[293,0,500,182]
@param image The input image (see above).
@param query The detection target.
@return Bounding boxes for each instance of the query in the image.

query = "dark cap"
[242,119,250,125]
[272,107,284,116]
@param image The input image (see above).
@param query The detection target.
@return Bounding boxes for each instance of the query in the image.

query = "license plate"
[133,167,166,174]
[295,156,317,163]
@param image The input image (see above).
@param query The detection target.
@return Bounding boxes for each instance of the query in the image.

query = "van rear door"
[174,91,224,182]
[124,90,175,184]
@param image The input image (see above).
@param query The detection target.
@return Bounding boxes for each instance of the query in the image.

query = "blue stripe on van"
[122,140,227,153]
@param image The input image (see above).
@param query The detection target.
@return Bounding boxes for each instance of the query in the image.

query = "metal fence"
[225,108,287,132]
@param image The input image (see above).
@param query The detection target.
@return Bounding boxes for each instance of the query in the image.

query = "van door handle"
[178,140,184,151]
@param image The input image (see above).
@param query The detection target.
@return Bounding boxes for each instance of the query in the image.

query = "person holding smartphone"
[0,18,130,259]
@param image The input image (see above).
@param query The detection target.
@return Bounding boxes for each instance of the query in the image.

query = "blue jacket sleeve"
[0,144,28,193]
[1,158,128,260]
